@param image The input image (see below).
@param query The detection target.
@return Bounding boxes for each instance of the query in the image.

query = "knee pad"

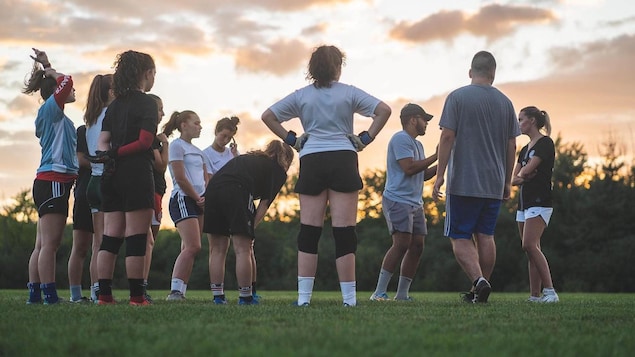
[297,224,322,254]
[125,233,147,257]
[333,226,357,258]
[100,235,124,254]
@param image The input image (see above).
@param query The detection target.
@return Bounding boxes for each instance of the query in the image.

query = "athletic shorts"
[516,206,553,225]
[203,183,256,239]
[86,175,102,213]
[101,159,154,213]
[32,179,73,217]
[169,193,203,225]
[295,150,362,195]
[72,177,94,232]
[152,192,164,226]
[444,194,502,239]
[382,196,427,235]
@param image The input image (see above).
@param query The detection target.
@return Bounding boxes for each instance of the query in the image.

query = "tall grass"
[1,290,633,356]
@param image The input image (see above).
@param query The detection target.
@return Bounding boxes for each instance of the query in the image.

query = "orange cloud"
[234,39,311,75]
[390,4,558,43]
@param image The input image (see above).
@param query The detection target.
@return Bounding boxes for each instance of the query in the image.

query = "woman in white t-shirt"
[162,110,208,301]
[202,116,240,176]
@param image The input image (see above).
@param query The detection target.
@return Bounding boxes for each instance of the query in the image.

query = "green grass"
[1,290,633,356]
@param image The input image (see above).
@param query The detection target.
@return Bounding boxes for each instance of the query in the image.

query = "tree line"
[1,135,633,293]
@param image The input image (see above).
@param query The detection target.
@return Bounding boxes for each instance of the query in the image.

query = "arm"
[77,152,91,171]
[170,160,204,202]
[97,131,112,152]
[397,153,438,177]
[517,156,542,181]
[261,109,288,140]
[511,162,523,186]
[432,128,455,201]
[254,199,271,227]
[366,101,392,139]
[424,165,437,181]
[152,134,169,173]
[503,137,516,200]
[116,129,154,157]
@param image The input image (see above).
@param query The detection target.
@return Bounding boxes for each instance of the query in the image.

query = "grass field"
[1,290,633,356]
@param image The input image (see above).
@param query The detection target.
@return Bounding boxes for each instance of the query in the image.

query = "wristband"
[358,131,374,145]
[284,131,297,146]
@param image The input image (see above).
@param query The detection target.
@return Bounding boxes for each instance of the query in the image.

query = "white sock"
[340,281,356,306]
[543,287,556,295]
[395,276,413,299]
[171,278,184,293]
[373,268,393,296]
[297,276,315,305]
[182,283,188,296]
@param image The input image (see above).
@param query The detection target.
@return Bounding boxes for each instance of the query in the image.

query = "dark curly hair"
[215,116,240,134]
[306,45,345,88]
[112,50,155,97]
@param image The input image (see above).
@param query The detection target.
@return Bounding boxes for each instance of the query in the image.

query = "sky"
[1,0,634,224]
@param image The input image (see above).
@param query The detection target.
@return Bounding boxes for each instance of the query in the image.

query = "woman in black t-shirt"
[512,106,559,303]
[93,50,158,306]
[203,140,294,305]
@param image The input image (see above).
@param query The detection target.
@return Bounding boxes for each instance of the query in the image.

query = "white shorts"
[516,207,553,225]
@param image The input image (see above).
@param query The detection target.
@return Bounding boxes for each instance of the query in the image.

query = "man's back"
[439,83,519,199]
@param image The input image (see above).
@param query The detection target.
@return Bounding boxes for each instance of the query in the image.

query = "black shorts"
[295,150,363,195]
[169,193,202,224]
[86,175,102,212]
[203,183,255,239]
[32,179,73,217]
[72,176,94,232]
[101,158,154,213]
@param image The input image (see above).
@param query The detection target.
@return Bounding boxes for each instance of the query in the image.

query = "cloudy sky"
[1,0,634,222]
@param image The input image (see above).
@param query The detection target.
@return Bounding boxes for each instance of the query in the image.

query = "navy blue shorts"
[444,194,501,239]
[169,193,203,225]
[33,179,73,217]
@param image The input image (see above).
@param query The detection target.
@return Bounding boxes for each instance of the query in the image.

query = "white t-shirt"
[85,107,106,176]
[202,146,238,174]
[168,137,206,197]
[268,82,380,157]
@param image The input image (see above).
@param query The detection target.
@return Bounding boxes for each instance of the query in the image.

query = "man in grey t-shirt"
[433,51,520,303]
[370,103,437,302]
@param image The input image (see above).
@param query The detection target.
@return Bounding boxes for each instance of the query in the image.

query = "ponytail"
[162,110,196,137]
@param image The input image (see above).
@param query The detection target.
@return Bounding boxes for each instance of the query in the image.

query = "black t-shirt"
[518,136,555,210]
[209,154,287,205]
[151,137,167,195]
[102,91,157,162]
[75,125,91,186]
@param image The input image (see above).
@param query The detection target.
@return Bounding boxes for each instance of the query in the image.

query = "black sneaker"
[474,279,491,303]
[144,293,153,303]
[460,291,475,303]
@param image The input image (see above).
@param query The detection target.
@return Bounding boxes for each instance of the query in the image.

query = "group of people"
[23,45,559,307]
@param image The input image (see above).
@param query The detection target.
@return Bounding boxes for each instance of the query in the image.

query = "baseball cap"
[400,103,433,121]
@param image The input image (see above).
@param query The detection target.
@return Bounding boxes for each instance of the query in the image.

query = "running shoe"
[213,296,227,305]
[369,292,390,301]
[474,279,491,303]
[166,290,186,301]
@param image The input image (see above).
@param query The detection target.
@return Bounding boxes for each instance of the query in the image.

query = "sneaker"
[26,299,42,305]
[474,279,491,303]
[43,298,60,305]
[213,296,227,305]
[166,290,186,301]
[394,296,414,301]
[97,299,116,305]
[369,292,389,301]
[144,293,153,304]
[292,300,310,307]
[539,291,559,303]
[252,293,262,302]
[238,297,258,305]
[460,291,475,303]
[130,299,151,306]
[527,296,541,302]
[343,302,356,307]
[70,296,91,304]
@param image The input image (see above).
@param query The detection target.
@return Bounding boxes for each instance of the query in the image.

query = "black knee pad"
[100,235,124,254]
[125,233,147,257]
[333,226,357,258]
[297,224,322,254]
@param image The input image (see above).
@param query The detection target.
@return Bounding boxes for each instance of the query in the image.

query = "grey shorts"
[382,196,427,235]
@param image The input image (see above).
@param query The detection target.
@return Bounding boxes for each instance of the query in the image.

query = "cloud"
[389,4,558,43]
[234,39,312,75]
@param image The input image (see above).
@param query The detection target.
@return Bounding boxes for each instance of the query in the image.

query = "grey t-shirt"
[383,130,425,206]
[439,84,520,199]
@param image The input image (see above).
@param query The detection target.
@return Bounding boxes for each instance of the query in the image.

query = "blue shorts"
[382,196,427,235]
[169,193,202,225]
[444,194,501,239]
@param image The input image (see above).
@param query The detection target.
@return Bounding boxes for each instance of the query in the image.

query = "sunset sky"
[1,0,634,224]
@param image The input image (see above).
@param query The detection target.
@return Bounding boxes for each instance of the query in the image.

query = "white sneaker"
[527,296,541,302]
[539,290,559,303]
[166,290,186,301]
[369,292,389,301]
